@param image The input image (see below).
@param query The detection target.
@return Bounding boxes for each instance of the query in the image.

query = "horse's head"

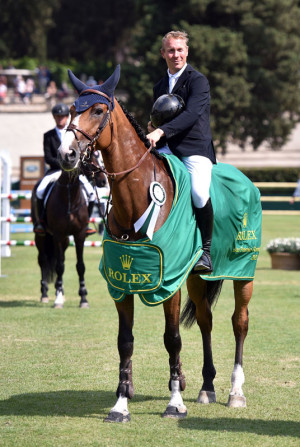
[59,66,120,172]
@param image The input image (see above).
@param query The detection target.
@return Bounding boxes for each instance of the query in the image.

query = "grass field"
[0,215,299,446]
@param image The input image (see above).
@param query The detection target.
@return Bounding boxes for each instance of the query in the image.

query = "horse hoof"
[40,297,49,304]
[53,303,64,309]
[226,394,246,408]
[104,411,131,423]
[197,390,216,404]
[162,405,187,419]
[79,302,90,309]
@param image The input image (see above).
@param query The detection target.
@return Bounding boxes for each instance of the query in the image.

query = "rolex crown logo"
[120,254,133,270]
[243,212,248,228]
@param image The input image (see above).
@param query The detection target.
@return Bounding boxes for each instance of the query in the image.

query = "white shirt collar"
[167,63,187,80]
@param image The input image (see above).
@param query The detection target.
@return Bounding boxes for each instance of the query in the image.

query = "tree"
[121,0,300,153]
[0,0,60,61]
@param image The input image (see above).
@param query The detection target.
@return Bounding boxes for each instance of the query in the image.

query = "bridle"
[66,89,113,167]
[66,89,154,180]
[65,89,157,242]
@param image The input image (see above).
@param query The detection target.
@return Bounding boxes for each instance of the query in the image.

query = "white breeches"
[181,155,212,208]
[36,171,95,201]
[157,146,212,208]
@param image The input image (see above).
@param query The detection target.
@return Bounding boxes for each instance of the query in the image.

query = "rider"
[34,102,96,235]
[147,30,216,274]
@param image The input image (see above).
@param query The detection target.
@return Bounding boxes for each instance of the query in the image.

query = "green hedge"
[239,167,300,182]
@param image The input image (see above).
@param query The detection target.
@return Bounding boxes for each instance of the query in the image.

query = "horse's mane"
[117,100,151,149]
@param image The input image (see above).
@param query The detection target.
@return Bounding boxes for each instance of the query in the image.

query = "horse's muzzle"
[58,148,80,171]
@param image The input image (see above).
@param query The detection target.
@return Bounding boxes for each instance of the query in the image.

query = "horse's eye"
[93,107,103,116]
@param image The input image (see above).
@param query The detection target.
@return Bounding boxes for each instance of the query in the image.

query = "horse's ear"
[68,69,88,94]
[97,65,120,98]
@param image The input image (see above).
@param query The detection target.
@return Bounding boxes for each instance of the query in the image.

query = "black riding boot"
[85,201,97,236]
[33,197,46,234]
[192,198,214,274]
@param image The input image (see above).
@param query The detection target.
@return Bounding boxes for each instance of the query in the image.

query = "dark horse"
[31,153,106,308]
[59,66,261,421]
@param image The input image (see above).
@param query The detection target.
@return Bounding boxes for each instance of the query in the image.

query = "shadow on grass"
[178,416,300,438]
[0,300,40,308]
[0,390,158,419]
[0,391,299,438]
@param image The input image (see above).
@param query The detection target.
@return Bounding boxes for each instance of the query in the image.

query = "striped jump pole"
[0,216,104,223]
[0,240,103,247]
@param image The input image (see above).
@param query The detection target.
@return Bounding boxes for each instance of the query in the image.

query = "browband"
[79,89,113,103]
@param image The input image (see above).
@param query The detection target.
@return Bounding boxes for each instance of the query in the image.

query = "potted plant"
[266,238,300,270]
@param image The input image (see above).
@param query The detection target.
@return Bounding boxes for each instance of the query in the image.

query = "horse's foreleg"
[162,290,187,419]
[105,294,134,423]
[74,236,89,308]
[53,240,66,308]
[227,280,253,408]
[35,236,50,303]
[186,275,216,404]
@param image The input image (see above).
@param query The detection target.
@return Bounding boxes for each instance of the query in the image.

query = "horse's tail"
[180,279,224,328]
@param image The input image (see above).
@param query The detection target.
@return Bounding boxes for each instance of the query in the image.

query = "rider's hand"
[146,128,165,148]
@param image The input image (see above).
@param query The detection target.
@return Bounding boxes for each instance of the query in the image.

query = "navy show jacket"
[153,63,216,163]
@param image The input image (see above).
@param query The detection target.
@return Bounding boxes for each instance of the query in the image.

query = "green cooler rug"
[99,155,262,306]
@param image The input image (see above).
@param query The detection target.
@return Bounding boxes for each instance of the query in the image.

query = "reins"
[66,91,158,241]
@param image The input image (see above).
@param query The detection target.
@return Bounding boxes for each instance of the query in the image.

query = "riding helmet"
[150,94,185,128]
[52,103,70,116]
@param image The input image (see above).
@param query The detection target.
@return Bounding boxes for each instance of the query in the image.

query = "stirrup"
[192,252,213,274]
[34,223,46,234]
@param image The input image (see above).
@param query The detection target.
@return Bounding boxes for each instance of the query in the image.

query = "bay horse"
[58,66,261,421]
[31,153,107,309]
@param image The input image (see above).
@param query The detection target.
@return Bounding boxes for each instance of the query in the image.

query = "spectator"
[290,172,300,204]
[25,77,35,103]
[0,76,7,103]
[86,75,97,87]
[45,80,58,107]
[36,65,51,93]
[15,75,27,102]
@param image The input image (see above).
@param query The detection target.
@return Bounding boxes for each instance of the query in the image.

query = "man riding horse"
[34,102,96,236]
[147,30,215,274]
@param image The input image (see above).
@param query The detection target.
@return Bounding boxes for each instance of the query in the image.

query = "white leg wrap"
[229,364,245,396]
[54,291,65,307]
[111,396,129,414]
[168,380,186,412]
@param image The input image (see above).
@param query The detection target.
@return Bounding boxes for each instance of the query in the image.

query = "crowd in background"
[0,64,72,106]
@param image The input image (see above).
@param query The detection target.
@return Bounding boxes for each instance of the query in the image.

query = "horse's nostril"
[66,149,76,162]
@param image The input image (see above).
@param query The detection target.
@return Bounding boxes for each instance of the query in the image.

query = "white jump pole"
[0,152,11,260]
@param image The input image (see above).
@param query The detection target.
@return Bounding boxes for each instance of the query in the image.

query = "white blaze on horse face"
[60,114,80,156]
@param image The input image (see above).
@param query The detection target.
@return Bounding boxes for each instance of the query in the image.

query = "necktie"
[169,76,176,93]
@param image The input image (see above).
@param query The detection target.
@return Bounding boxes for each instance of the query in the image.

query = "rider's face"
[53,114,69,129]
[161,38,189,74]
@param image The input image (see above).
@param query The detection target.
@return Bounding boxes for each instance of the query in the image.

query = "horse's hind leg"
[186,275,217,404]
[227,280,253,408]
[74,236,89,308]
[105,294,134,423]
[162,290,187,419]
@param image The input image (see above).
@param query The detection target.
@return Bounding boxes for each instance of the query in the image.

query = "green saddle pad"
[99,155,262,306]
